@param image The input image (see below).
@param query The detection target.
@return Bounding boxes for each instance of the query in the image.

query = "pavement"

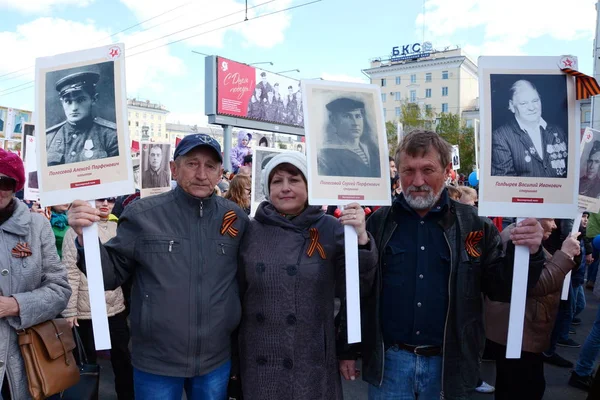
[98,290,598,399]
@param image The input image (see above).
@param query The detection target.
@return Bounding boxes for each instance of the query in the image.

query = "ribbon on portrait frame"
[561,67,600,100]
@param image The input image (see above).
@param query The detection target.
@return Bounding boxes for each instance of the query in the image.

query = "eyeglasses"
[97,198,116,203]
[0,176,16,191]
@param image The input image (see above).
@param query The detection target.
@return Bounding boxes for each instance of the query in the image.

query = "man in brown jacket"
[485,218,579,400]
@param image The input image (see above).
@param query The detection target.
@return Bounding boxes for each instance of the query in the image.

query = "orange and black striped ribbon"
[465,230,483,258]
[220,210,239,238]
[561,68,600,100]
[11,242,32,258]
[306,228,326,259]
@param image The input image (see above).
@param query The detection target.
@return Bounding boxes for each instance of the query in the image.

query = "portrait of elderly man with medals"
[317,97,381,178]
[45,71,119,166]
[491,79,568,178]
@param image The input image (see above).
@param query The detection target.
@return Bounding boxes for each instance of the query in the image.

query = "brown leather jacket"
[485,226,575,353]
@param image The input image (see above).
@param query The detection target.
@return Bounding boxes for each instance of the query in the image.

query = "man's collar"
[515,116,547,132]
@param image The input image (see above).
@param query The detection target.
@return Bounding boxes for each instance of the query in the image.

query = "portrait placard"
[578,127,600,212]
[250,146,288,217]
[452,145,460,170]
[0,107,7,138]
[478,56,579,218]
[21,123,35,161]
[4,139,21,156]
[24,135,39,201]
[301,80,391,206]
[140,142,172,198]
[35,43,133,206]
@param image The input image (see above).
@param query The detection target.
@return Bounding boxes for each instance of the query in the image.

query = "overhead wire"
[0,0,321,98]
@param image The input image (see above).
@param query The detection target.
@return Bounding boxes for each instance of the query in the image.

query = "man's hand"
[586,254,593,265]
[68,200,100,244]
[509,218,544,255]
[66,316,79,328]
[561,234,581,259]
[0,296,20,318]
[339,360,360,381]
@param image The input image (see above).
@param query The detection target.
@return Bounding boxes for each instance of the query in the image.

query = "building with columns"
[363,47,479,123]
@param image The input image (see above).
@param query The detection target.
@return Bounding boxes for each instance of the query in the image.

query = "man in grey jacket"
[68,134,249,400]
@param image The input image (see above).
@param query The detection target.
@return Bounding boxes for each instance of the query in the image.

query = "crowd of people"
[1,128,600,400]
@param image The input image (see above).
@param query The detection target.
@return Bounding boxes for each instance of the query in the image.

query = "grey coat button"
[1,269,8,276]
[286,265,297,276]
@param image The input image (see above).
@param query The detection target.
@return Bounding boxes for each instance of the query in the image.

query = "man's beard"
[403,184,444,210]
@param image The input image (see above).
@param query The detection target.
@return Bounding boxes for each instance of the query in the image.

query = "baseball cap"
[173,134,222,162]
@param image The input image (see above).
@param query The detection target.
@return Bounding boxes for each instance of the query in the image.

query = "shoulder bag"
[16,318,80,400]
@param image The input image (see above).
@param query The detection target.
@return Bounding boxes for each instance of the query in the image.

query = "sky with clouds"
[0,0,597,125]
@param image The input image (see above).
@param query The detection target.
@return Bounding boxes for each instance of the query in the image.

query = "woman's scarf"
[50,212,69,230]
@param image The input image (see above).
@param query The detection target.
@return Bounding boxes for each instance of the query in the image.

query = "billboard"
[205,55,305,136]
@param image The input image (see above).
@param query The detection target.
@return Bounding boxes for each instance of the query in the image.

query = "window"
[166,134,168,139]
[128,121,130,126]
[442,103,448,113]
[425,73,432,82]
[466,119,473,128]
[395,91,401,101]
[425,88,432,98]
[584,111,591,123]
[442,70,449,80]
[442,87,448,96]
[410,90,416,103]
[395,76,401,85]
[135,121,139,127]
[395,107,401,117]
[425,104,432,113]
[381,78,387,87]
[381,93,387,103]
[410,74,417,84]
[136,112,139,117]
[383,108,387,119]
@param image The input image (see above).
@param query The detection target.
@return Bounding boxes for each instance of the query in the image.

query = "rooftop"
[127,98,169,112]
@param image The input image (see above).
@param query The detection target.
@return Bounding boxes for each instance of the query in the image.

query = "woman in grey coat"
[0,149,71,400]
[237,152,377,399]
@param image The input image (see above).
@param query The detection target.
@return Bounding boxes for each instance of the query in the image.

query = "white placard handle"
[561,212,583,300]
[82,201,111,350]
[341,205,361,344]
[506,217,529,359]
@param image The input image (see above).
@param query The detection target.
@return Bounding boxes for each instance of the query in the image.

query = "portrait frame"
[451,145,460,170]
[140,141,172,198]
[578,127,600,212]
[24,134,39,201]
[301,80,391,207]
[35,43,133,206]
[0,107,7,138]
[250,146,288,217]
[478,56,579,219]
[21,123,35,161]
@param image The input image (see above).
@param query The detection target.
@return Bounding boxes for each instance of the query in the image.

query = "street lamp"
[249,61,273,66]
[191,50,210,56]
[277,69,300,74]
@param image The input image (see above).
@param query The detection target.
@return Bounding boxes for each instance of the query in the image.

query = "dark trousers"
[78,311,134,400]
[546,284,574,354]
[589,246,599,284]
[489,340,546,400]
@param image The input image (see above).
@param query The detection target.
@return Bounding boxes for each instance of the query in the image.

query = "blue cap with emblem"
[55,71,100,98]
[174,134,223,162]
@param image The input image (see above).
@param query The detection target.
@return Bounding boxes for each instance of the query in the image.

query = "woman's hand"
[66,316,79,328]
[339,203,369,245]
[561,233,581,259]
[0,296,19,318]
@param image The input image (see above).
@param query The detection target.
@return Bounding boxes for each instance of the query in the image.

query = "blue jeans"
[572,284,586,318]
[588,246,599,284]
[546,284,574,354]
[368,347,442,400]
[575,306,600,377]
[133,360,231,400]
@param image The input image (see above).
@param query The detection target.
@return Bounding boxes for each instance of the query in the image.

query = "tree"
[385,103,435,156]
[436,113,476,173]
[386,121,397,156]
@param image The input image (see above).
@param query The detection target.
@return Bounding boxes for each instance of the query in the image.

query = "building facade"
[127,98,169,142]
[363,48,478,123]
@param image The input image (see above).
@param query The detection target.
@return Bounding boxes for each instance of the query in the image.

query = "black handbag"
[61,327,100,400]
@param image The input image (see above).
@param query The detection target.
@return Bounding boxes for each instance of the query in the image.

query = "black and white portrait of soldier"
[452,145,460,169]
[491,76,568,178]
[580,140,600,198]
[317,97,381,178]
[45,61,119,167]
[141,144,170,189]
